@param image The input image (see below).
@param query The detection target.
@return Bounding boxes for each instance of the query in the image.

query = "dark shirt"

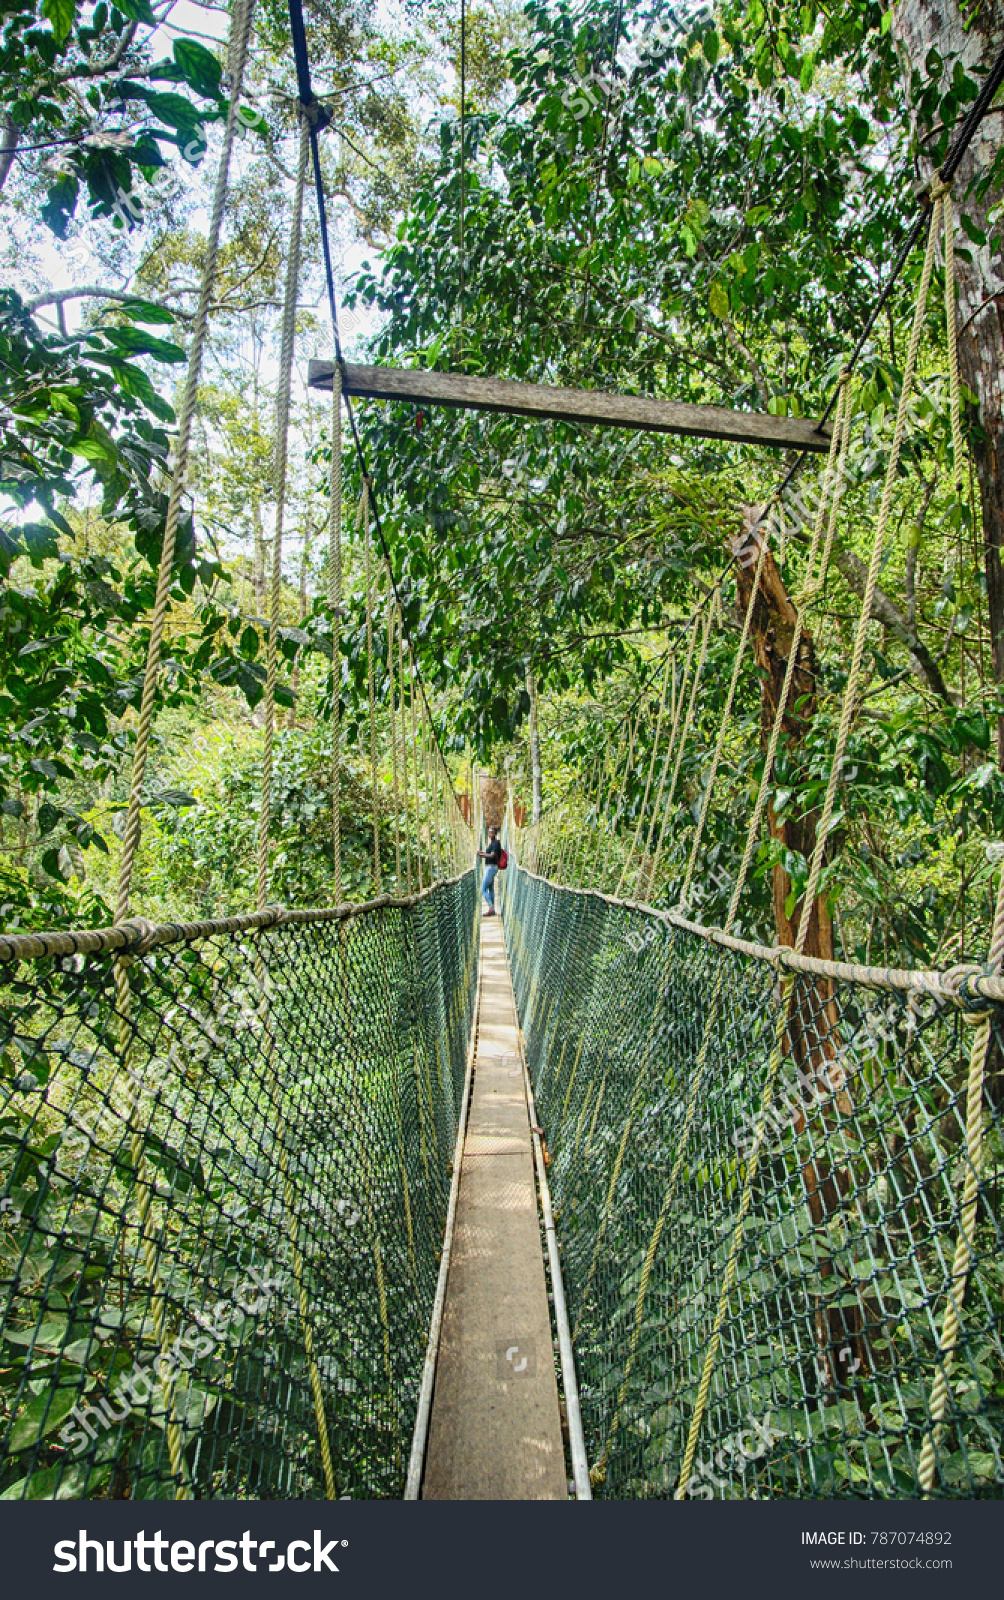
[485,838,502,866]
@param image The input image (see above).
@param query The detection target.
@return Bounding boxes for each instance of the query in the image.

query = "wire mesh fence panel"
[501,862,1004,1501]
[0,870,478,1501]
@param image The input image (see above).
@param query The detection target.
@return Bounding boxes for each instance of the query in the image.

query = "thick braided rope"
[256,117,309,912]
[587,722,628,888]
[361,487,382,893]
[108,0,257,1499]
[679,523,771,908]
[328,365,343,902]
[597,705,643,889]
[639,616,702,881]
[115,0,255,923]
[649,594,717,892]
[916,182,989,1496]
[426,734,436,882]
[398,618,413,892]
[937,180,966,498]
[419,703,432,885]
[408,642,424,892]
[673,968,795,1497]
[259,985,337,1497]
[385,576,403,887]
[572,759,603,886]
[433,746,444,879]
[794,198,940,955]
[252,116,336,1499]
[916,863,1004,1492]
[585,733,620,887]
[675,216,939,1498]
[616,651,673,896]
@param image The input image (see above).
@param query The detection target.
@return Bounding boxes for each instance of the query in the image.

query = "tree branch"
[24,285,151,311]
[834,546,958,705]
[721,315,771,409]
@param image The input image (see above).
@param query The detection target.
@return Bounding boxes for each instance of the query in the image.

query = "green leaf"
[41,0,76,45]
[71,437,117,464]
[103,326,186,364]
[107,358,176,421]
[708,281,730,320]
[173,38,222,99]
[19,525,60,564]
[114,0,156,22]
[1,1461,91,1499]
[119,299,176,326]
[143,90,204,135]
[36,802,60,836]
[7,1386,79,1452]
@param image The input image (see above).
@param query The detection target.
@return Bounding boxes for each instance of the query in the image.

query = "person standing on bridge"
[478,826,503,917]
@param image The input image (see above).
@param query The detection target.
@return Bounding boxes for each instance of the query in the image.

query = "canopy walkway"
[1,856,1002,1501]
[3,0,1004,1508]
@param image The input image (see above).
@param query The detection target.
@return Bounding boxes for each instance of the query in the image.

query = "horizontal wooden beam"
[307,360,830,453]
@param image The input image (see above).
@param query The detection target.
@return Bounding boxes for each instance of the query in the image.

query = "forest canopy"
[2,0,1004,972]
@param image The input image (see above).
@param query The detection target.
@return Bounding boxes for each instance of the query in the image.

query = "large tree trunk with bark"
[892,0,1004,758]
[735,514,834,961]
[734,515,874,1384]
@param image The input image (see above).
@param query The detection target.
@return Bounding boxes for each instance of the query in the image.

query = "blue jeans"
[482,864,498,908]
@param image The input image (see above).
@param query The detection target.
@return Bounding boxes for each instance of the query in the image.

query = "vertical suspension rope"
[257,117,309,912]
[596,704,642,890]
[386,575,403,888]
[678,525,771,909]
[252,112,337,1501]
[648,595,716,894]
[917,185,989,1495]
[675,200,942,1499]
[108,0,257,1501]
[328,364,343,902]
[398,618,413,893]
[362,486,381,894]
[409,644,424,893]
[599,396,854,1487]
[616,651,673,897]
[115,0,255,922]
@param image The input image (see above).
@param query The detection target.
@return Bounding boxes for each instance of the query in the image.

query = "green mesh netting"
[501,861,1004,1501]
[0,870,478,1501]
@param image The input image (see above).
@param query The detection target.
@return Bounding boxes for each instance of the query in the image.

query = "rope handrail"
[0,870,473,967]
[508,862,1004,1011]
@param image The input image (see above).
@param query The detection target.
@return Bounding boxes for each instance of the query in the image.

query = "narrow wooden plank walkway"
[422,913,567,1500]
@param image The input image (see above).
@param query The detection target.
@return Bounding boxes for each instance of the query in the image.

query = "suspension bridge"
[1,1,1003,1503]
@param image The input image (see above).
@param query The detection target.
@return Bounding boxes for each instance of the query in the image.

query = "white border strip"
[404,916,483,1499]
[501,918,593,1501]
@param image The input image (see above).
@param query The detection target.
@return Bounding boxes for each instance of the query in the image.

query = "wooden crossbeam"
[307,360,830,452]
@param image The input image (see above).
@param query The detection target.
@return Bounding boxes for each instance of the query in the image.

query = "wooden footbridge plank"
[421,913,568,1500]
[307,360,831,452]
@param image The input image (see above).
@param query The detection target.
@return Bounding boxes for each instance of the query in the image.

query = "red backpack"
[498,847,508,870]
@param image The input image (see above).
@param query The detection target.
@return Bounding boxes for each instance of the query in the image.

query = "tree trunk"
[892,0,1004,758]
[0,113,19,192]
[734,515,873,1385]
[735,514,834,960]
